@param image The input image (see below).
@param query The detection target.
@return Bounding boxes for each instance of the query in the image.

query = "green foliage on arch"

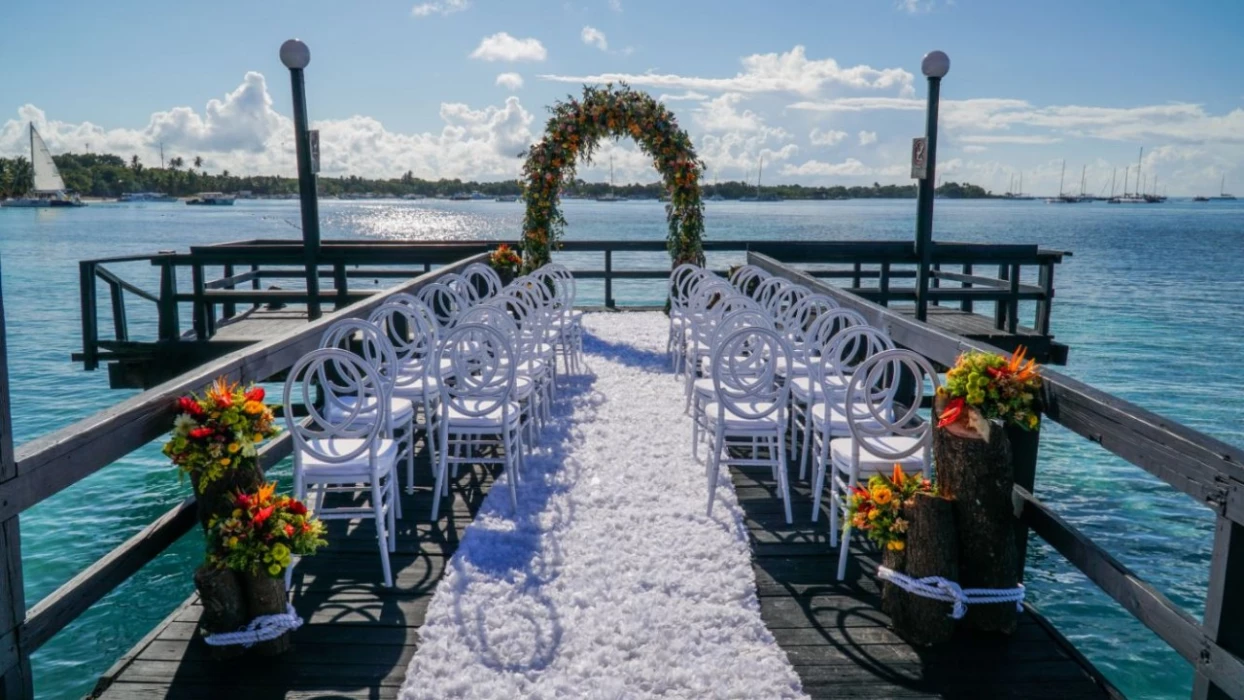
[520,84,706,272]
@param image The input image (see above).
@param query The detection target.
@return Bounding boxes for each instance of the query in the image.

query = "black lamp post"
[914,50,949,322]
[280,38,322,320]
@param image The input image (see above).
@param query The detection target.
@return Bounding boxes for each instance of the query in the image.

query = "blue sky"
[3,0,1242,194]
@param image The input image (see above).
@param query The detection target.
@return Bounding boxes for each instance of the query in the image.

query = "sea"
[1,197,1241,699]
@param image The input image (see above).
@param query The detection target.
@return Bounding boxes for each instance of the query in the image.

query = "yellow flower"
[243,400,266,415]
[871,486,894,505]
[227,442,240,454]
[851,514,867,528]
[868,508,881,521]
[227,536,238,547]
[220,457,231,467]
[253,433,264,443]
[887,540,906,551]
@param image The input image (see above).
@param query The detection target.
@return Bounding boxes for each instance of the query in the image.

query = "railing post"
[0,256,33,699]
[851,262,862,289]
[250,264,260,311]
[1008,263,1020,334]
[878,262,891,308]
[994,264,1008,330]
[157,259,180,342]
[604,249,614,308]
[333,262,348,310]
[1009,424,1041,582]
[78,261,99,371]
[930,262,941,307]
[961,263,973,313]
[1194,507,1244,700]
[191,263,209,341]
[108,282,127,343]
[221,263,236,321]
[1036,262,1054,336]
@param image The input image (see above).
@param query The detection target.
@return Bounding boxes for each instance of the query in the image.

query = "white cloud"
[540,46,914,97]
[495,72,524,91]
[411,0,469,17]
[858,130,877,146]
[693,94,790,143]
[959,134,1062,145]
[0,73,533,181]
[780,158,906,178]
[581,26,608,51]
[809,128,847,146]
[658,91,709,102]
[608,0,622,11]
[962,145,988,153]
[469,32,547,62]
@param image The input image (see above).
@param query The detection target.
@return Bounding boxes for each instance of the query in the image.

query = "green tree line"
[0,152,996,200]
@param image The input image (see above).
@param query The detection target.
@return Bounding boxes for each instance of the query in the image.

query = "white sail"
[30,125,66,193]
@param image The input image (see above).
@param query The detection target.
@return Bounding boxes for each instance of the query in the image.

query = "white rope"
[202,603,303,647]
[876,566,1025,620]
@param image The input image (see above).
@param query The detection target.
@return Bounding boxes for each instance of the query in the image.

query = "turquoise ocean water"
[1,198,1241,699]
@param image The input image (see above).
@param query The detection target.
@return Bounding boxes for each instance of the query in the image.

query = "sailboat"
[740,156,780,202]
[1216,175,1237,201]
[1045,160,1082,203]
[1,124,85,208]
[595,156,626,202]
[706,168,725,201]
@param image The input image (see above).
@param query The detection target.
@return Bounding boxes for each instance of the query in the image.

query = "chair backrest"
[417,282,468,329]
[711,308,774,352]
[368,300,438,379]
[538,263,577,311]
[318,318,399,392]
[729,264,770,294]
[670,264,703,312]
[283,348,387,465]
[439,272,480,307]
[843,349,940,463]
[462,263,503,300]
[779,293,837,346]
[813,325,895,397]
[435,323,516,419]
[711,326,790,421]
[752,276,788,307]
[459,304,524,358]
[766,283,810,321]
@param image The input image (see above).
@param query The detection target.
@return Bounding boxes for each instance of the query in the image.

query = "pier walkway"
[92,312,1110,700]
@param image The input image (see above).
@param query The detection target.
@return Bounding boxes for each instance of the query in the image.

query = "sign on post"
[911,137,928,180]
[308,129,320,174]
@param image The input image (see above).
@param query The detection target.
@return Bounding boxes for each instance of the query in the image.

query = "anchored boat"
[0,124,85,208]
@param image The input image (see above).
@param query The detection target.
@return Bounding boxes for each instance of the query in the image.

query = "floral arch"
[520,84,706,272]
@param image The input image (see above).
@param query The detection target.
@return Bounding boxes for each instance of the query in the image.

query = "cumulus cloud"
[581,26,608,51]
[495,72,524,91]
[780,158,906,178]
[411,0,469,17]
[0,72,533,181]
[959,134,1062,145]
[962,145,988,153]
[693,94,791,144]
[809,128,847,146]
[858,130,877,146]
[541,46,914,97]
[469,33,547,62]
[658,91,709,102]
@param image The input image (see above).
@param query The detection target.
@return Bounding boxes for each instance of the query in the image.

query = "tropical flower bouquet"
[936,346,1042,440]
[163,378,280,489]
[206,483,326,578]
[488,243,522,285]
[845,464,934,553]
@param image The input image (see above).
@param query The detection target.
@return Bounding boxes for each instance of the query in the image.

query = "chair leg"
[706,427,722,517]
[373,480,394,587]
[430,424,449,521]
[776,431,792,525]
[836,523,851,581]
[812,431,831,524]
[799,400,815,481]
[386,473,398,553]
[507,430,519,509]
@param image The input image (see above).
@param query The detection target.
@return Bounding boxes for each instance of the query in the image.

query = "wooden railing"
[77,238,1065,370]
[750,252,1244,700]
[0,255,485,697]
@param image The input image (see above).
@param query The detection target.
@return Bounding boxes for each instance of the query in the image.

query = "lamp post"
[280,38,322,320]
[914,50,949,322]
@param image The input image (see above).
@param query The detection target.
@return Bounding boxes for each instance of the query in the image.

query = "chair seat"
[693,377,715,397]
[703,401,783,429]
[446,400,523,428]
[394,371,439,396]
[300,437,399,476]
[776,357,809,377]
[327,395,415,425]
[790,375,847,402]
[829,435,926,470]
[810,403,885,433]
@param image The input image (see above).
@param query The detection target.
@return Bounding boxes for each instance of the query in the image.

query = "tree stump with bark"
[194,567,248,660]
[883,492,959,645]
[244,573,293,656]
[934,414,1019,634]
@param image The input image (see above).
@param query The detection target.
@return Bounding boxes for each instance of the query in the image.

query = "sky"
[2,0,1243,196]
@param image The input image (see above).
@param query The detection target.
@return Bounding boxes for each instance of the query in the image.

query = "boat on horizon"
[1216,175,1236,200]
[1193,196,1210,202]
[1045,161,1085,203]
[494,195,518,202]
[119,192,178,203]
[185,192,235,206]
[595,156,627,202]
[741,156,781,202]
[1,123,86,208]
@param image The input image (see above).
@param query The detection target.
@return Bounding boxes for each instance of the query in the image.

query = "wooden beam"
[1195,503,1244,699]
[1016,488,1244,698]
[1,254,486,527]
[0,257,31,699]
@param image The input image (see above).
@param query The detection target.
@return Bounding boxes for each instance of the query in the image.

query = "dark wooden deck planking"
[94,449,1114,700]
[894,306,1066,364]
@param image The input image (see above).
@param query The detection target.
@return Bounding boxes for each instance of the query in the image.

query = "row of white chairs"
[670,263,941,580]
[280,262,584,587]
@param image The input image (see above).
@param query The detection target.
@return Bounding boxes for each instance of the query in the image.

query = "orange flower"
[890,464,907,488]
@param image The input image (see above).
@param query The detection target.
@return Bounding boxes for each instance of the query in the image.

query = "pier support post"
[914,51,948,323]
[1195,511,1244,699]
[281,39,322,321]
[157,259,180,342]
[0,258,32,699]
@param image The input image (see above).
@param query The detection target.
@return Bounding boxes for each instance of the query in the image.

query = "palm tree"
[130,155,143,175]
[169,156,185,170]
[193,155,203,170]
[9,157,32,196]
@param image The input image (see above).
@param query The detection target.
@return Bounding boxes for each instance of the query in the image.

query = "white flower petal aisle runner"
[400,312,806,699]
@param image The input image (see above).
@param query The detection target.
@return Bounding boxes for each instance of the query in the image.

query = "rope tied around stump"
[877,566,1025,620]
[202,603,303,647]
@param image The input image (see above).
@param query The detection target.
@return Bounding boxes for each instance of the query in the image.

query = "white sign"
[309,130,320,174]
[911,137,927,180]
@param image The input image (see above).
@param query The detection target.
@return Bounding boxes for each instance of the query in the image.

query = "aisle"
[400,311,806,699]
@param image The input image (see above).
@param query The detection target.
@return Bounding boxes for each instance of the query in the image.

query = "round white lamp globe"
[280,39,311,70]
[921,51,950,79]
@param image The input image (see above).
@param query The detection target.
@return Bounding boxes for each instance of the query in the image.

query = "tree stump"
[884,492,958,646]
[934,418,1019,634]
[194,567,247,660]
[191,460,264,532]
[243,574,293,656]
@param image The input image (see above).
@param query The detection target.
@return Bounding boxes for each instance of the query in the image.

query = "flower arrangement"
[206,483,327,577]
[520,83,705,272]
[937,346,1042,432]
[488,243,522,274]
[845,464,934,551]
[163,378,280,487]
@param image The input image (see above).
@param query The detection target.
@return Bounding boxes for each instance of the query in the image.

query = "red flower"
[287,501,308,516]
[937,397,965,428]
[235,493,251,509]
[177,396,204,417]
[284,524,295,537]
[244,386,265,402]
[188,427,215,440]
[252,505,275,527]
